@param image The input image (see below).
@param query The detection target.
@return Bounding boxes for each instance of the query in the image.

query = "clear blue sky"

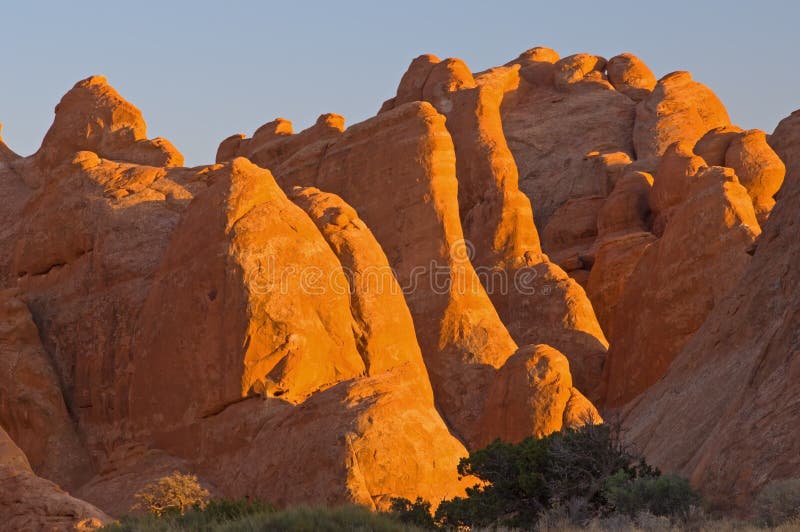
[2,1,798,166]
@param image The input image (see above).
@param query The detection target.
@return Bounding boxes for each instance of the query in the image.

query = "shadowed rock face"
[620,111,800,510]
[0,290,93,490]
[1,46,797,521]
[0,426,110,531]
[602,166,760,407]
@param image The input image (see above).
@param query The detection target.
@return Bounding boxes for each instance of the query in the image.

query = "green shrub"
[754,478,800,526]
[434,422,673,529]
[388,497,435,529]
[191,498,274,522]
[435,434,551,528]
[605,471,700,519]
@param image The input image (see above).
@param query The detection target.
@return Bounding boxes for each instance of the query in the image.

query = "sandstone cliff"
[620,110,800,509]
[0,45,795,525]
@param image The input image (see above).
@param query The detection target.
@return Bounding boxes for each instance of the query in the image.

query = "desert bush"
[435,434,551,528]
[132,471,210,516]
[435,421,671,529]
[605,471,700,519]
[754,478,800,526]
[535,504,574,531]
[389,497,435,529]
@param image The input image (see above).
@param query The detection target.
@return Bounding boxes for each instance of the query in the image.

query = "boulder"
[553,54,608,90]
[724,129,785,223]
[510,46,560,86]
[393,54,441,107]
[35,76,183,169]
[634,71,730,162]
[693,125,744,166]
[478,344,600,448]
[606,53,657,101]
[649,141,707,234]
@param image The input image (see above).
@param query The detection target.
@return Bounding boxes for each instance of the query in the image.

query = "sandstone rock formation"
[0,290,92,489]
[289,187,432,384]
[380,53,609,395]
[500,48,636,229]
[0,77,471,519]
[633,71,731,163]
[35,76,183,169]
[724,129,785,222]
[1,45,797,522]
[648,141,707,235]
[586,171,655,337]
[218,91,598,448]
[606,53,656,101]
[0,426,109,531]
[478,344,599,448]
[620,110,800,509]
[602,166,760,406]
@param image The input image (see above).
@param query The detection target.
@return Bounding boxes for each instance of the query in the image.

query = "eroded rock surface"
[603,166,760,406]
[2,45,796,520]
[621,111,800,509]
[0,427,109,531]
[382,54,608,394]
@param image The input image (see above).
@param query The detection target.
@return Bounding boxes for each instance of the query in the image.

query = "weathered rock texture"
[0,426,109,531]
[621,110,800,509]
[0,290,92,490]
[0,77,472,519]
[380,54,608,396]
[602,166,760,406]
[633,71,731,163]
[0,46,796,520]
[500,49,637,229]
[220,92,597,448]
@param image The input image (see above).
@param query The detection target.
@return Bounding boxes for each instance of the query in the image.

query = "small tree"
[389,497,435,529]
[132,471,210,516]
[434,421,673,529]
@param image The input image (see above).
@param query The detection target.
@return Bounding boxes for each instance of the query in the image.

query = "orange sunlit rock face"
[0,45,797,526]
